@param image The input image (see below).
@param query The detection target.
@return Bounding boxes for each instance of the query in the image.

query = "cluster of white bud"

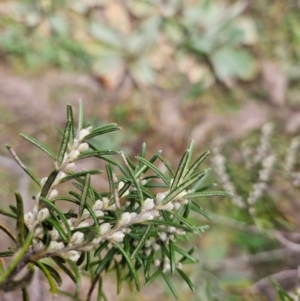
[24,206,50,231]
[253,123,274,164]
[211,139,245,208]
[247,154,275,207]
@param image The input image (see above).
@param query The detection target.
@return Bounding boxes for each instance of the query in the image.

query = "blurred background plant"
[1,0,300,300]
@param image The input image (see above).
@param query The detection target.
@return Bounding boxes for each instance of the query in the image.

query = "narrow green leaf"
[162,170,207,204]
[0,207,16,219]
[6,145,41,187]
[78,150,120,160]
[20,133,57,160]
[162,273,178,298]
[174,246,198,263]
[40,170,59,198]
[185,190,233,198]
[78,99,84,133]
[145,268,162,286]
[37,262,62,287]
[115,259,122,294]
[131,225,152,259]
[94,241,109,256]
[105,164,115,201]
[22,287,30,301]
[184,150,210,180]
[177,268,195,292]
[0,223,16,242]
[39,196,71,237]
[59,169,102,183]
[190,202,211,219]
[15,191,25,246]
[79,174,90,217]
[45,218,68,243]
[57,120,71,166]
[67,259,80,297]
[67,104,75,142]
[0,251,14,257]
[113,242,140,291]
[140,142,146,159]
[169,240,176,274]
[122,154,144,204]
[145,249,155,279]
[182,200,191,219]
[171,150,190,191]
[35,261,57,295]
[169,210,197,233]
[95,248,117,275]
[85,251,90,271]
[145,219,191,231]
[184,140,195,177]
[135,151,161,178]
[83,124,121,140]
[136,156,170,185]
[157,153,175,177]
[76,251,86,266]
[179,247,197,263]
[52,257,76,284]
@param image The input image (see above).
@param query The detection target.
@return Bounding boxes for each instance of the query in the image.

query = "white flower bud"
[37,208,50,223]
[120,212,137,226]
[81,209,90,220]
[152,243,160,251]
[78,143,89,152]
[173,202,181,210]
[160,202,174,211]
[156,192,167,204]
[50,229,59,241]
[68,138,79,151]
[65,162,76,173]
[92,237,102,245]
[80,244,94,251]
[108,204,116,211]
[24,212,35,227]
[122,228,131,234]
[70,231,84,245]
[34,240,44,250]
[62,152,68,164]
[143,198,155,211]
[32,205,38,216]
[65,250,80,262]
[100,223,111,235]
[154,259,161,267]
[34,226,44,238]
[69,150,80,161]
[145,249,151,256]
[167,226,176,233]
[79,128,91,141]
[163,262,171,273]
[139,212,154,221]
[48,241,65,251]
[41,177,48,186]
[58,171,66,181]
[93,200,104,211]
[48,189,59,200]
[145,240,152,248]
[95,210,104,217]
[176,262,182,269]
[169,234,175,241]
[108,231,125,243]
[159,232,167,242]
[76,221,89,229]
[35,192,41,201]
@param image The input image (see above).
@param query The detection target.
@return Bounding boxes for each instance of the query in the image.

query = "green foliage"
[0,101,227,300]
[0,0,256,90]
